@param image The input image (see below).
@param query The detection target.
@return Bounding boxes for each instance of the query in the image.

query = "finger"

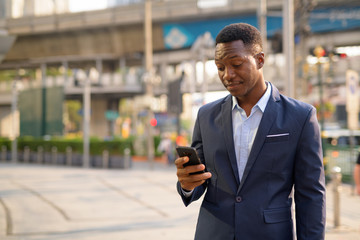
[175,156,189,168]
[202,171,212,179]
[178,172,212,191]
[176,167,189,178]
[178,171,211,183]
[180,179,207,191]
[189,171,212,181]
[186,164,206,174]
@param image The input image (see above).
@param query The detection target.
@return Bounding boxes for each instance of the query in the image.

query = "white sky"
[68,0,227,12]
[69,0,108,12]
[10,0,227,17]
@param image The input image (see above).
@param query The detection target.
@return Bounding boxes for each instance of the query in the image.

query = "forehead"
[215,40,250,60]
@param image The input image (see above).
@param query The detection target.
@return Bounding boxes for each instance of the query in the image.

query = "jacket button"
[235,196,242,202]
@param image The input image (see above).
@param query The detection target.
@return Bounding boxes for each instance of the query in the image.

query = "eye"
[232,62,243,68]
[216,65,224,71]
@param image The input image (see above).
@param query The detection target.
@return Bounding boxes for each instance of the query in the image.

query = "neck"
[236,81,267,117]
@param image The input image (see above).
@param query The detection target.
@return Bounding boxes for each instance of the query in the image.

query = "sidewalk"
[0,161,359,240]
[325,182,360,240]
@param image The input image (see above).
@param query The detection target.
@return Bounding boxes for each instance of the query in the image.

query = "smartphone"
[176,146,205,175]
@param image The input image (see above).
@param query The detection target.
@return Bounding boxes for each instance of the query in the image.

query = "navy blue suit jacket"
[177,83,326,240]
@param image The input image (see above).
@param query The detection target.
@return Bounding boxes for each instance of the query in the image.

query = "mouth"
[224,81,243,87]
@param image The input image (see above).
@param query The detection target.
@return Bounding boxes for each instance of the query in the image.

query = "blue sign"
[309,6,360,33]
[163,15,260,49]
[162,6,360,49]
[105,110,119,120]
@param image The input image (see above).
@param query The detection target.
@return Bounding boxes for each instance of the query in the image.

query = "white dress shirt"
[232,83,271,181]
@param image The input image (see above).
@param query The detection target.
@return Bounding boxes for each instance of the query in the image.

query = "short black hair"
[215,23,263,54]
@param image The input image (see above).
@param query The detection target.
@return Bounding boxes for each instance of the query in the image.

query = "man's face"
[215,40,264,101]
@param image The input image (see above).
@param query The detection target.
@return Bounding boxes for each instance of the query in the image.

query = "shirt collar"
[232,81,271,113]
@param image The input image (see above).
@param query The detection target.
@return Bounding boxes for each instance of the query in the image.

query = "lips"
[225,81,243,87]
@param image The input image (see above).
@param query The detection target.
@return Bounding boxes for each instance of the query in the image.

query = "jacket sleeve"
[177,110,208,206]
[294,107,326,240]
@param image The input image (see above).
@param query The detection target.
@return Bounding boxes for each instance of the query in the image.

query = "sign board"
[105,110,119,121]
[346,69,359,130]
[19,87,64,137]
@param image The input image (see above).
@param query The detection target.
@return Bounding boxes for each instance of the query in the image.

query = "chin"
[228,89,243,97]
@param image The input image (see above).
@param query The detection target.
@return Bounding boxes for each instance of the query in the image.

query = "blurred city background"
[0,0,360,239]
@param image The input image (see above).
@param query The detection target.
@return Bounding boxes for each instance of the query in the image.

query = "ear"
[255,52,265,69]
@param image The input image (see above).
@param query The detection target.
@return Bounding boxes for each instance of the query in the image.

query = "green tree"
[65,100,82,133]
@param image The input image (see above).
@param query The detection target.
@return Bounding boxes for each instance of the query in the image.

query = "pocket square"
[266,133,290,138]
[265,133,290,143]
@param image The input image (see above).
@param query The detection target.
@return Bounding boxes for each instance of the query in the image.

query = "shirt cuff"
[181,188,194,198]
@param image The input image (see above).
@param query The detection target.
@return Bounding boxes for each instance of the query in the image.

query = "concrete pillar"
[23,0,35,17]
[119,58,126,85]
[257,0,267,53]
[41,63,47,136]
[96,58,103,85]
[332,166,342,228]
[144,0,155,169]
[0,0,6,18]
[62,61,69,86]
[283,0,295,98]
[189,60,197,141]
[83,71,91,168]
[160,62,167,88]
[11,79,18,163]
[5,0,11,18]
[90,99,108,138]
[201,53,207,104]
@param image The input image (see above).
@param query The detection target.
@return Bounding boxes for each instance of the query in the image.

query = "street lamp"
[11,78,18,163]
[314,45,326,130]
[83,69,91,168]
[283,0,295,98]
[314,45,327,172]
[144,0,155,168]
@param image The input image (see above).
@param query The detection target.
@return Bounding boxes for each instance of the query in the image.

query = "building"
[0,0,360,140]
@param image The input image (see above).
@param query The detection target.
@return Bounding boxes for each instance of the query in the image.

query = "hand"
[175,156,212,191]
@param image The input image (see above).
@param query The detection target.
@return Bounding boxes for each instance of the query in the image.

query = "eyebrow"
[215,54,243,61]
[229,55,240,59]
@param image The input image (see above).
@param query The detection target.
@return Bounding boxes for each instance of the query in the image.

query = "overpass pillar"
[159,62,168,88]
[0,0,12,18]
[23,0,35,17]
[41,63,47,136]
[90,98,109,139]
[62,61,69,86]
[96,58,103,86]
[119,58,126,85]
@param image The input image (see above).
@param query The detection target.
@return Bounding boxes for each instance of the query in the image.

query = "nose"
[223,67,235,81]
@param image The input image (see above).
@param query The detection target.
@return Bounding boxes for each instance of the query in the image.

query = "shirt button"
[235,196,242,202]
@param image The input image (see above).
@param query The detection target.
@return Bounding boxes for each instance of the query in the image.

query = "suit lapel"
[237,83,281,193]
[221,95,240,185]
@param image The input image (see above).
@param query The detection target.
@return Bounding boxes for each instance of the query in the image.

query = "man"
[175,23,326,240]
[354,153,360,195]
